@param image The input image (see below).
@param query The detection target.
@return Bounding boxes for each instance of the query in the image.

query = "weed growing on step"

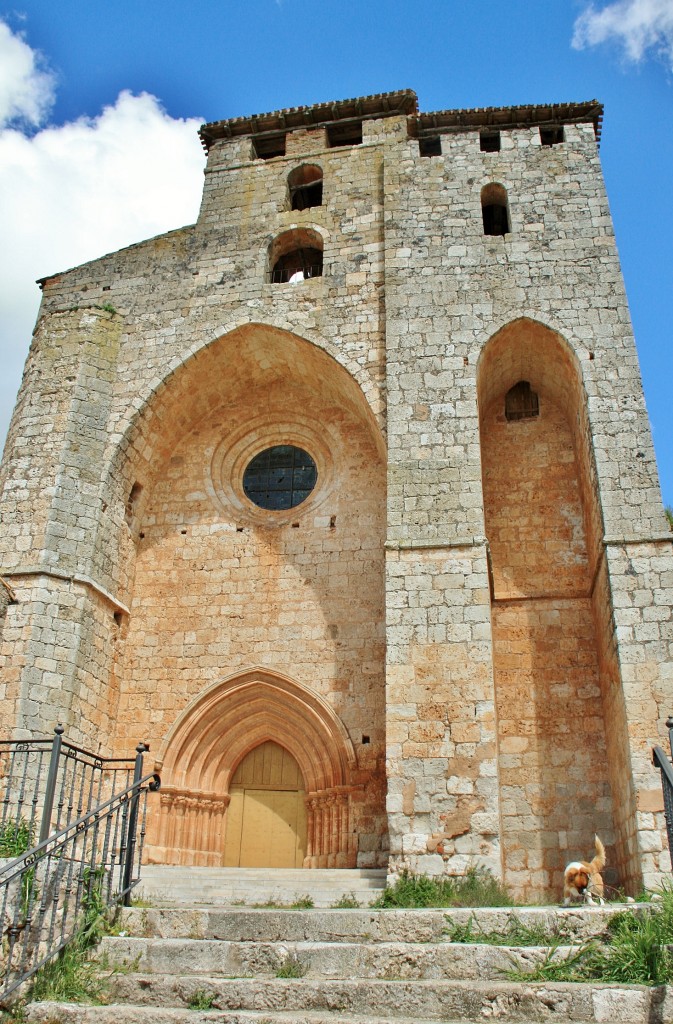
[331,892,360,909]
[372,867,513,909]
[0,819,34,859]
[25,867,111,1004]
[507,884,673,987]
[275,952,306,978]
[447,914,561,946]
[290,894,314,909]
[0,1002,27,1023]
[188,988,217,1010]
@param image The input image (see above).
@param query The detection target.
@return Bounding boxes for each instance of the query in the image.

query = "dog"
[563,836,606,905]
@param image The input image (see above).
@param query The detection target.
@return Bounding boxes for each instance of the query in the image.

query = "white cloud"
[572,0,673,67]
[0,20,54,127]
[0,20,205,457]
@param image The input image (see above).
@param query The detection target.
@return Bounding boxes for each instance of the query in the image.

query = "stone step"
[136,866,387,909]
[100,934,580,981]
[100,975,666,1023]
[121,902,636,944]
[23,1006,480,1024]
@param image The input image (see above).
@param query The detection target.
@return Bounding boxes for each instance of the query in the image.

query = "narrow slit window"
[505,381,539,421]
[125,481,143,526]
[481,183,510,236]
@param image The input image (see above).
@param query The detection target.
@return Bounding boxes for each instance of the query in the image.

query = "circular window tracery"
[243,444,317,511]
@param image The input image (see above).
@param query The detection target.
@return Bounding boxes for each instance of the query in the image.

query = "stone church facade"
[0,90,671,901]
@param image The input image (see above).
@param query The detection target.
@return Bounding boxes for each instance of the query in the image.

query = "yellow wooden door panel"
[231,741,303,790]
[222,787,244,867]
[223,743,307,867]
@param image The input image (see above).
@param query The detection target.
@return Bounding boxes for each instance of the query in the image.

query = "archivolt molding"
[206,410,337,526]
[474,311,589,368]
[105,317,385,498]
[157,666,357,796]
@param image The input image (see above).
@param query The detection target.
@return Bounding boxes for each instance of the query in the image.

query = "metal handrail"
[0,741,160,1003]
[653,715,673,863]
[0,726,144,846]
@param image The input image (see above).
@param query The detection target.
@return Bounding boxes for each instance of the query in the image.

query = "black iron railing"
[0,726,142,845]
[653,715,673,861]
[270,264,323,284]
[0,735,160,1003]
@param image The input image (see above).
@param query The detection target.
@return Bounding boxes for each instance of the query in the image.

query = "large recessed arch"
[146,668,361,868]
[477,316,622,901]
[106,321,385,513]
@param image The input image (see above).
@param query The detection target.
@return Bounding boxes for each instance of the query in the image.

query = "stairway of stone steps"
[21,873,673,1024]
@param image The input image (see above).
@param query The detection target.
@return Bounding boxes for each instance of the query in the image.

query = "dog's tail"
[590,835,606,873]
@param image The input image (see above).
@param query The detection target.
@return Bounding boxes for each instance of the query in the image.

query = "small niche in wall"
[125,481,143,526]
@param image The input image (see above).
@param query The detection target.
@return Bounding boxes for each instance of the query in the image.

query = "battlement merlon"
[198,90,603,151]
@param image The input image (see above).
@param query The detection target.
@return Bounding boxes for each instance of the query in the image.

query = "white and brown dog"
[563,836,606,905]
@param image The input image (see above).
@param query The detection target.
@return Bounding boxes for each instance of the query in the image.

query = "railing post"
[667,716,673,761]
[38,724,64,844]
[121,742,148,905]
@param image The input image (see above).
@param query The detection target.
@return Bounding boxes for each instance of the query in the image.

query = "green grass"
[506,884,673,987]
[188,988,217,1010]
[290,894,314,909]
[25,866,112,1004]
[447,913,561,946]
[275,952,306,978]
[372,867,513,909]
[331,892,360,909]
[0,818,35,859]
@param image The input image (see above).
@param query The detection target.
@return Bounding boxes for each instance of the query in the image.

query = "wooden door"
[223,741,307,868]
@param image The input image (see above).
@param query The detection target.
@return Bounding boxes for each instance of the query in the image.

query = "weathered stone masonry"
[0,90,671,899]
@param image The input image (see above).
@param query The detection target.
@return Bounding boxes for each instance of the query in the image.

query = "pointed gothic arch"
[146,668,360,867]
[476,317,622,899]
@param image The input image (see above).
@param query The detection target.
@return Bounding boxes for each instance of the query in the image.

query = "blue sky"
[0,0,672,504]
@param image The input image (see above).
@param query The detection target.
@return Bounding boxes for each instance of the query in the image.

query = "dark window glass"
[243,445,317,510]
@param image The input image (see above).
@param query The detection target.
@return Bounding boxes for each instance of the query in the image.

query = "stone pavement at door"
[136,866,387,908]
